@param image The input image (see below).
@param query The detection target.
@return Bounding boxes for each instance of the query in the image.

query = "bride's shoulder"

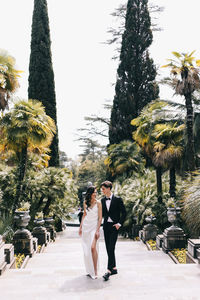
[96,200,102,206]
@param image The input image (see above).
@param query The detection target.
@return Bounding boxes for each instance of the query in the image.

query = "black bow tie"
[106,197,111,200]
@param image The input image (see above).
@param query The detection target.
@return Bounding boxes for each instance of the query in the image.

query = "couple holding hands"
[79,181,126,281]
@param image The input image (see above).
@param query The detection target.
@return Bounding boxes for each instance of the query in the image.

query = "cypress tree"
[109,0,159,144]
[28,0,59,166]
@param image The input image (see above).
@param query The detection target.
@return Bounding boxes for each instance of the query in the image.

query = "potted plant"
[34,212,45,227]
[44,211,54,225]
[14,201,31,229]
[166,198,181,228]
[13,201,34,256]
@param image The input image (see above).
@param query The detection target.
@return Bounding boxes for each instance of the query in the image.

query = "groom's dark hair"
[100,180,112,190]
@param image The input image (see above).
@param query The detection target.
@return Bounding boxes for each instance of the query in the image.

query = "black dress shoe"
[103,272,111,281]
[111,269,118,275]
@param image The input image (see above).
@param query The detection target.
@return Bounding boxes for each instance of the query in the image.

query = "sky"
[1,0,200,159]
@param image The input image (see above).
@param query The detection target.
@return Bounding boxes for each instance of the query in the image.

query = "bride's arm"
[79,201,87,236]
[95,201,102,239]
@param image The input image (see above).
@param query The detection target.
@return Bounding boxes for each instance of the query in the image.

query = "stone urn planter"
[142,215,158,242]
[167,207,181,228]
[162,207,186,253]
[32,218,48,246]
[14,210,31,229]
[13,210,34,257]
[44,217,56,241]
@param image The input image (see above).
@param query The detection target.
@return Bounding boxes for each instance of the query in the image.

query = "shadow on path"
[59,275,110,293]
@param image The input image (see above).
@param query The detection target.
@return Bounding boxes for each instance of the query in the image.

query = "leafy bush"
[115,169,184,233]
[0,216,14,243]
[182,171,200,237]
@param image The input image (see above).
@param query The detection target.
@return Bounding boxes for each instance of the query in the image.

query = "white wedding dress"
[81,203,99,279]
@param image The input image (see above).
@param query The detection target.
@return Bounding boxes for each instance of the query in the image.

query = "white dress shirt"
[105,194,121,227]
[106,193,113,222]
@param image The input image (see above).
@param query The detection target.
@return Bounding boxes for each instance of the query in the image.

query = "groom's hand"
[113,224,121,230]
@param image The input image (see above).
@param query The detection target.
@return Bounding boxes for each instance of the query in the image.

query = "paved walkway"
[1,227,200,300]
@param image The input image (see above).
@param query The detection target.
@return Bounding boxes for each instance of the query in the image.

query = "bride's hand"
[95,230,100,240]
[79,227,82,236]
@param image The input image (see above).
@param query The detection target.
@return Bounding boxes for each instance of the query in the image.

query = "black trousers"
[103,222,118,271]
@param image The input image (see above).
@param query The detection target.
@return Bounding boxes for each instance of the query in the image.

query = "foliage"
[16,201,31,211]
[0,49,22,110]
[182,171,200,236]
[0,215,14,243]
[0,165,17,214]
[171,248,186,264]
[162,51,200,95]
[0,99,56,157]
[109,0,159,144]
[23,167,78,219]
[146,239,157,250]
[116,169,184,233]
[35,211,43,219]
[162,51,200,172]
[104,140,144,181]
[15,253,25,269]
[77,156,108,189]
[28,0,59,166]
[131,100,185,200]
[0,99,56,212]
[0,165,78,221]
[106,2,164,59]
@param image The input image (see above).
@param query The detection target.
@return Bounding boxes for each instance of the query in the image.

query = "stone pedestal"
[45,225,56,241]
[13,229,34,257]
[162,225,186,253]
[142,224,158,242]
[32,237,38,252]
[0,235,7,275]
[196,249,200,264]
[32,226,48,246]
[187,239,200,259]
[156,234,164,248]
[139,230,143,240]
[132,224,142,239]
[44,218,56,241]
[0,235,5,266]
[46,232,50,243]
[4,244,15,264]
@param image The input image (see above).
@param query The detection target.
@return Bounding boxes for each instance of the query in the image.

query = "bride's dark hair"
[85,186,96,209]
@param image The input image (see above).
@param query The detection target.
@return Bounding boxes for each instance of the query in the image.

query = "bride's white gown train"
[81,204,99,279]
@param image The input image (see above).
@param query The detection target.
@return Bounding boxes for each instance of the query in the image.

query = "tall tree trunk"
[169,167,176,198]
[185,93,195,171]
[43,196,53,216]
[156,167,162,203]
[13,145,28,214]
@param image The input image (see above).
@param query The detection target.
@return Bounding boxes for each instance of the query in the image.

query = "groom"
[101,180,126,281]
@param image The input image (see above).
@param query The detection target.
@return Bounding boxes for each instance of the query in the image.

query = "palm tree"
[0,99,56,212]
[0,49,22,110]
[152,123,185,197]
[162,51,200,171]
[104,140,144,181]
[131,100,167,202]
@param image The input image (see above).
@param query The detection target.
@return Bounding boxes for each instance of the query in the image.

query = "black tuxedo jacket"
[101,195,126,228]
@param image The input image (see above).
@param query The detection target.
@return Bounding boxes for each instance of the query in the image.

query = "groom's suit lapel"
[102,197,107,212]
[109,194,115,212]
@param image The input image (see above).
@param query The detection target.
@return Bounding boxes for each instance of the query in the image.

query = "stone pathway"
[1,227,200,300]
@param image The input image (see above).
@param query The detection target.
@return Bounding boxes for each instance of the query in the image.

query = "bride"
[79,186,102,279]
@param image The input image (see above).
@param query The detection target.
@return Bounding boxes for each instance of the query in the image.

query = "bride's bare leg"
[91,238,98,276]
